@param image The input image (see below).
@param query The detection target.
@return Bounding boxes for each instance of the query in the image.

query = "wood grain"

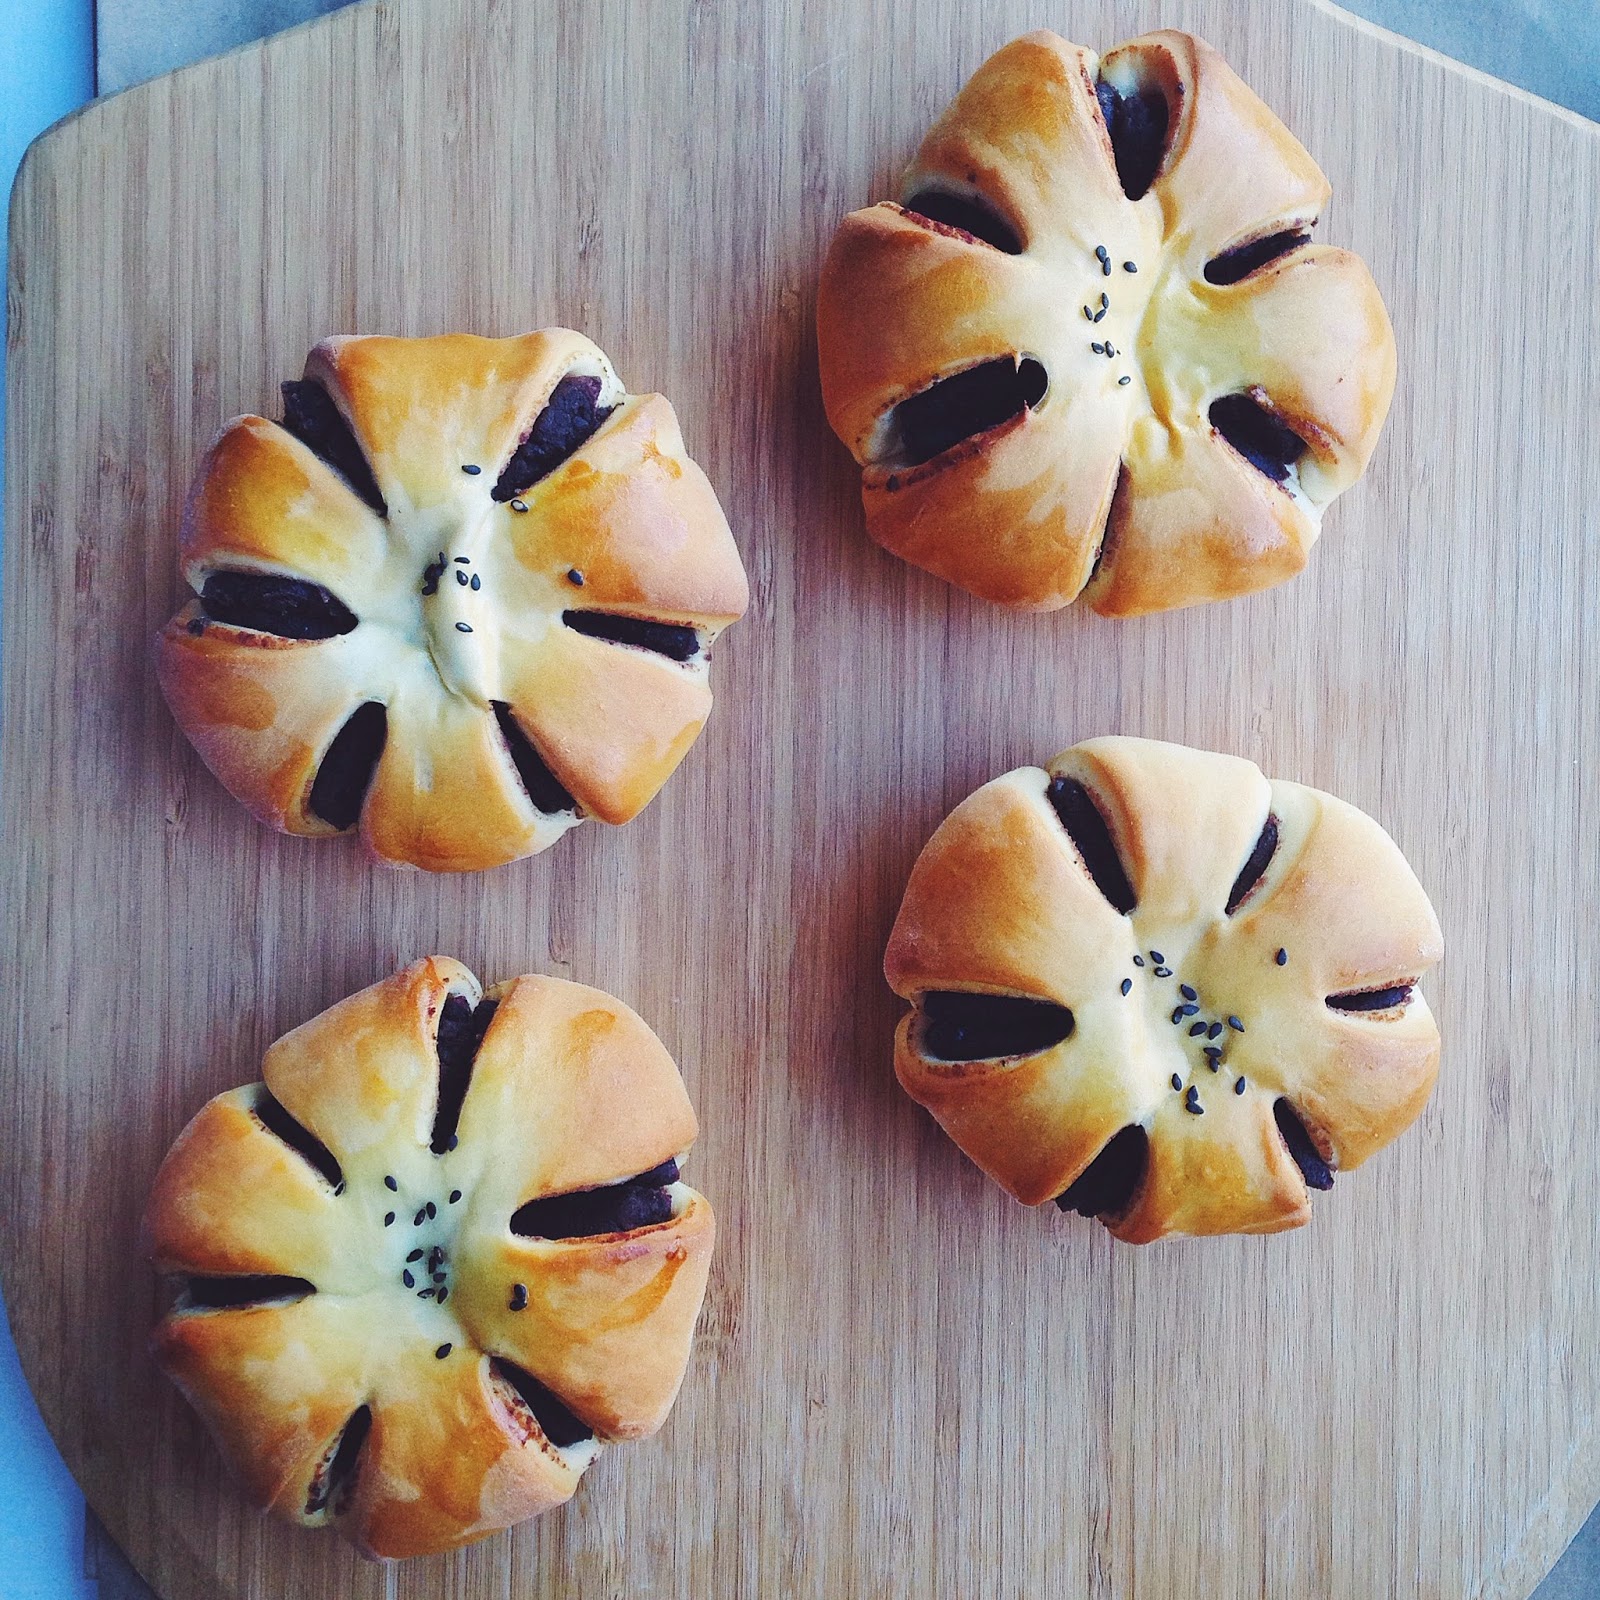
[4,1,1598,1596]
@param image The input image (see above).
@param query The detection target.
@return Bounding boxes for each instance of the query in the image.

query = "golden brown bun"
[817,30,1396,615]
[142,958,713,1560]
[156,332,749,871]
[886,738,1442,1241]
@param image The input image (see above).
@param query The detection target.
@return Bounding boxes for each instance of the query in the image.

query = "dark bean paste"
[1047,776,1137,914]
[901,189,1022,254]
[919,991,1075,1061]
[493,374,614,501]
[280,379,388,517]
[1205,229,1312,285]
[1096,78,1170,201]
[1274,1100,1334,1190]
[562,611,701,662]
[490,701,577,816]
[200,571,357,640]
[308,701,387,831]
[892,356,1047,466]
[1225,814,1280,914]
[511,1159,680,1240]
[1209,394,1307,482]
[491,1359,593,1448]
[1055,1124,1149,1217]
[430,994,499,1155]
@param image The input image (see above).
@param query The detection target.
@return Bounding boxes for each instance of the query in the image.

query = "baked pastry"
[156,332,748,871]
[142,958,713,1559]
[886,738,1442,1241]
[816,30,1396,615]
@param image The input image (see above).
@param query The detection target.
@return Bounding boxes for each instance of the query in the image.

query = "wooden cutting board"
[5,1,1598,1595]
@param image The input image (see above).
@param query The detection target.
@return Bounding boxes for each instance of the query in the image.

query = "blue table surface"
[1,3,1596,1597]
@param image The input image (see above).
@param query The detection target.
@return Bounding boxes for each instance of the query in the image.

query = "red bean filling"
[1204,229,1313,285]
[1209,394,1306,483]
[1274,1100,1334,1190]
[1095,79,1170,201]
[510,1160,679,1240]
[308,701,388,831]
[1055,1124,1149,1218]
[304,1405,372,1518]
[491,1358,593,1448]
[492,374,614,502]
[918,991,1075,1060]
[1047,776,1137,913]
[253,1089,345,1192]
[430,994,499,1155]
[562,611,701,662]
[280,380,388,517]
[901,189,1023,254]
[183,1274,316,1309]
[1225,813,1280,915]
[199,571,357,640]
[1326,983,1414,1012]
[892,356,1048,466]
[490,701,577,816]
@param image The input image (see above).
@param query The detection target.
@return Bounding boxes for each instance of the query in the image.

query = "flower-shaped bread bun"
[142,959,713,1559]
[157,332,748,871]
[817,30,1396,615]
[886,739,1442,1241]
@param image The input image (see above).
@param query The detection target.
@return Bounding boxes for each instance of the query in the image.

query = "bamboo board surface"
[4,1,1599,1595]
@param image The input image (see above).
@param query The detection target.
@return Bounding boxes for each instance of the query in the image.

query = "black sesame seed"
[432,1271,446,1283]
[1120,978,1133,996]
[1189,1022,1207,1037]
[403,1270,415,1288]
[1171,1007,1185,1024]
[462,464,481,475]
[1100,292,1109,309]
[1180,984,1197,1002]
[456,570,469,586]
[426,1202,437,1219]
[1171,1074,1183,1091]
[470,574,481,591]
[567,569,584,586]
[435,1343,452,1359]
[438,1287,448,1303]
[510,499,529,513]
[1208,1022,1223,1040]
[1092,342,1105,354]
[1276,948,1288,966]
[414,1209,426,1226]
[1093,306,1107,322]
[510,1284,528,1312]
[1154,966,1172,979]
[417,1286,435,1299]
[1096,245,1109,263]
[1185,1088,1204,1115]
[1235,1076,1247,1094]
[1180,1003,1199,1017]
[1102,259,1113,276]
[407,1249,424,1262]
[448,1134,459,1151]
[455,622,473,633]
[449,1190,462,1204]
[1104,342,1116,358]
[1203,1046,1223,1060]
[454,556,470,564]
[1228,1016,1245,1032]
[385,1176,398,1191]
[1123,261,1137,273]
[1133,955,1145,968]
[1084,305,1095,321]
[1150,951,1164,964]
[383,1212,395,1227]
[428,1247,442,1267]
[1118,375,1131,385]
